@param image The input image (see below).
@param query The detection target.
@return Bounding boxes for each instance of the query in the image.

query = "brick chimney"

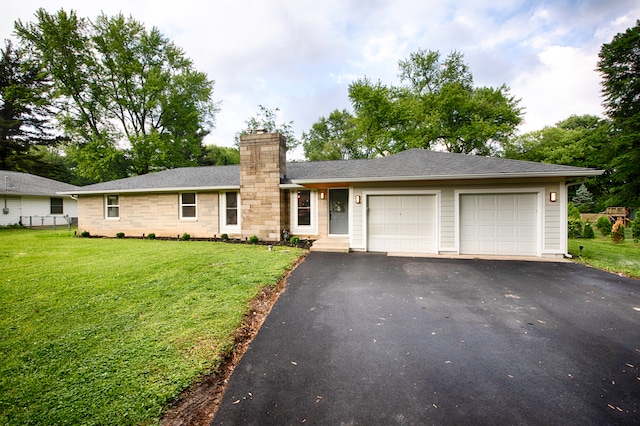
[239,132,287,241]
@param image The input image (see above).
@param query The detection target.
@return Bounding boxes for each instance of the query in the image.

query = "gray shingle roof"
[0,170,79,196]
[67,149,602,194]
[70,165,240,193]
[285,149,602,182]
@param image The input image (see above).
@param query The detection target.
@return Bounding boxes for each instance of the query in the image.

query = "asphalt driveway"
[213,252,640,425]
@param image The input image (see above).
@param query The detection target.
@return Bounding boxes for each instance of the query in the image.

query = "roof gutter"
[58,185,241,196]
[290,170,604,185]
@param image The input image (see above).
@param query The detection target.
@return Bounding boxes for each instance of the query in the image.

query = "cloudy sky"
[3,0,639,156]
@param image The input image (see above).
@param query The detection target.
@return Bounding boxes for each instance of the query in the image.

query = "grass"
[0,228,305,425]
[568,228,640,278]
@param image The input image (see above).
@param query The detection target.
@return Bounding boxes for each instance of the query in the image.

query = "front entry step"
[310,237,350,253]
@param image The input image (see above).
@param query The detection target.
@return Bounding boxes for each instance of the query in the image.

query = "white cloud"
[3,0,640,150]
[512,45,603,132]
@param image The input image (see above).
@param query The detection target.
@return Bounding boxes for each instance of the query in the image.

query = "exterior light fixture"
[320,191,326,200]
[355,195,361,204]
[549,192,557,202]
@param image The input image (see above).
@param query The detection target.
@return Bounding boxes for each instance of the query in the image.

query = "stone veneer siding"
[78,192,219,238]
[239,132,287,241]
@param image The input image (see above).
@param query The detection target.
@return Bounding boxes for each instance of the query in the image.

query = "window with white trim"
[290,189,317,234]
[50,197,63,215]
[220,191,241,233]
[106,195,119,218]
[297,190,311,226]
[180,192,197,219]
[226,192,238,225]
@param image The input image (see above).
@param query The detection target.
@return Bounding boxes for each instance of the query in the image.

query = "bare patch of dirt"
[160,256,306,426]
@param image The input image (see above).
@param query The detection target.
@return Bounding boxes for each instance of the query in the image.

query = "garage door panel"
[478,211,496,221]
[498,196,515,207]
[518,211,536,221]
[498,227,515,238]
[477,226,495,238]
[498,211,515,221]
[368,195,437,253]
[517,228,535,238]
[460,193,537,256]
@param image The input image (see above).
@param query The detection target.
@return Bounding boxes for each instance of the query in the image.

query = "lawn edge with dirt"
[160,254,307,425]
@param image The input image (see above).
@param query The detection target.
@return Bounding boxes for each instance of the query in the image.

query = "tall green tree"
[302,109,360,160]
[313,49,523,159]
[397,49,522,155]
[348,79,412,156]
[503,115,613,210]
[199,144,240,166]
[15,8,218,182]
[597,20,640,206]
[235,105,300,151]
[0,40,61,174]
[502,115,612,167]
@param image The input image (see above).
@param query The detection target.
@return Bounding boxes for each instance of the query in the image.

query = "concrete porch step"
[310,237,350,253]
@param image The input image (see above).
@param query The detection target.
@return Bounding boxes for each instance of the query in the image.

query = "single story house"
[1,170,79,227]
[63,132,602,258]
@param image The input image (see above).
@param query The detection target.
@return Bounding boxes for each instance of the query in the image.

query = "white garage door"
[368,195,436,253]
[460,193,537,256]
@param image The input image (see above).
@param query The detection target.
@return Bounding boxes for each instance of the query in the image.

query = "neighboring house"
[63,132,602,258]
[1,170,79,227]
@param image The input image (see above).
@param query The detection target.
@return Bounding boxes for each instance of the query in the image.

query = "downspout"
[563,179,586,258]
[3,176,8,214]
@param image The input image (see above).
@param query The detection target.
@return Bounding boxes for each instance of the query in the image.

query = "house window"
[50,198,63,215]
[180,193,197,219]
[226,192,238,225]
[106,195,119,218]
[220,191,241,234]
[297,190,311,226]
[290,189,317,235]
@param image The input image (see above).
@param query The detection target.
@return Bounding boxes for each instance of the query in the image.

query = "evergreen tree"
[0,40,60,175]
[572,183,595,212]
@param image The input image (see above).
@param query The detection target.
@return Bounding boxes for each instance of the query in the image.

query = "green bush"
[631,219,640,242]
[595,216,612,236]
[0,223,24,229]
[582,222,595,239]
[249,235,259,244]
[80,230,90,238]
[116,232,125,239]
[221,233,229,241]
[289,236,300,245]
[611,218,625,244]
[568,202,581,220]
[147,233,156,240]
[181,232,191,241]
[568,217,583,239]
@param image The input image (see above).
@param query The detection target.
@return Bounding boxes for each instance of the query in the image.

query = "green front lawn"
[0,229,304,425]
[568,228,640,278]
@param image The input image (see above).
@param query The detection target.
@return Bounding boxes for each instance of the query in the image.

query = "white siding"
[21,196,51,217]
[351,188,364,249]
[20,196,77,226]
[439,189,456,250]
[543,183,562,253]
[0,197,22,226]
